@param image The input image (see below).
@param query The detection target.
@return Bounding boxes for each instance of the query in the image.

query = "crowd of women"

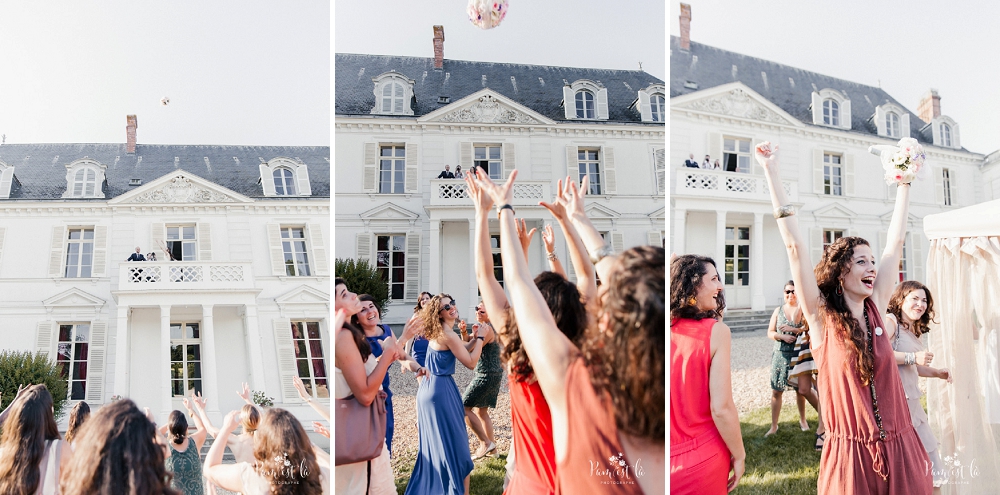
[335,168,666,494]
[671,142,952,494]
[0,377,330,494]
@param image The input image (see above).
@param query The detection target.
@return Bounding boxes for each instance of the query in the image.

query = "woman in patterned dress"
[162,402,207,495]
[462,301,504,459]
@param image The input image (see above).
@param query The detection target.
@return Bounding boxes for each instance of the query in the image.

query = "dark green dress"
[165,437,205,495]
[462,325,504,408]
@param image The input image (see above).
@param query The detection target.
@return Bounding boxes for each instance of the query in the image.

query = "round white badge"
[875,327,883,336]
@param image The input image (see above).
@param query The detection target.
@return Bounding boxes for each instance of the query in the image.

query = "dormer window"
[273,167,297,195]
[371,71,415,116]
[637,83,666,123]
[927,115,960,149]
[62,159,107,199]
[74,169,97,196]
[260,158,312,197]
[651,94,665,122]
[563,79,609,120]
[886,113,899,138]
[941,123,952,147]
[811,89,851,130]
[874,103,910,139]
[575,90,595,119]
[822,99,839,126]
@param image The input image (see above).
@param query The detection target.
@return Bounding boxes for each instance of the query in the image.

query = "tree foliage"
[335,258,390,317]
[0,351,69,420]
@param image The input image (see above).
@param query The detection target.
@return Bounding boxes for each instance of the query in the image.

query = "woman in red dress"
[670,254,746,493]
[755,142,931,494]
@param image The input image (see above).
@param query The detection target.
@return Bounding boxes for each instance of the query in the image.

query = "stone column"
[160,305,172,421]
[429,220,442,293]
[113,305,129,397]
[201,305,220,415]
[672,208,687,254]
[243,304,267,392]
[715,211,728,270]
[751,212,766,310]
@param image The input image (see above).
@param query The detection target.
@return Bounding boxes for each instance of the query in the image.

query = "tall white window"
[292,321,328,398]
[823,229,844,253]
[72,169,97,197]
[272,168,296,195]
[942,168,952,206]
[577,149,602,195]
[65,228,94,278]
[823,153,843,196]
[378,145,405,194]
[722,137,752,173]
[724,227,750,286]
[166,226,196,261]
[377,234,406,300]
[575,90,595,119]
[941,124,952,147]
[899,242,908,282]
[170,323,201,397]
[650,94,665,122]
[381,82,404,114]
[474,145,502,180]
[56,323,90,400]
[281,227,311,276]
[823,99,840,126]
[886,112,899,138]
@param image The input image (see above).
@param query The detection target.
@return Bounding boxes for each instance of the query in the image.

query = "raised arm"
[541,177,598,309]
[445,327,485,369]
[190,392,220,438]
[182,396,209,451]
[874,183,911,313]
[465,173,510,337]
[293,376,330,422]
[202,410,245,491]
[562,176,615,286]
[755,143,824,340]
[541,224,567,278]
[334,327,398,406]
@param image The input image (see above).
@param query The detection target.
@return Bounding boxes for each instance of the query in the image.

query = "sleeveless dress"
[411,336,429,367]
[404,346,475,495]
[463,325,504,408]
[812,298,931,494]
[366,324,395,456]
[892,323,945,486]
[505,376,556,494]
[334,355,396,495]
[671,317,731,494]
[165,437,204,495]
[771,305,804,391]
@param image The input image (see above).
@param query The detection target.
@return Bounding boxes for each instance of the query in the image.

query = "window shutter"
[566,146,578,183]
[405,143,419,193]
[813,149,825,194]
[843,154,855,196]
[461,142,473,172]
[563,86,575,120]
[934,169,945,205]
[841,99,852,130]
[875,106,886,136]
[610,231,625,253]
[259,164,276,196]
[910,233,924,281]
[91,225,109,277]
[295,163,312,196]
[811,92,823,125]
[356,233,373,264]
[272,318,300,403]
[405,232,421,300]
[638,91,652,122]
[197,223,212,262]
[266,223,286,276]
[952,124,961,149]
[363,143,378,193]
[647,230,662,246]
[35,322,55,358]
[0,167,12,199]
[653,148,666,194]
[811,228,823,266]
[49,226,66,277]
[502,143,515,179]
[899,114,911,139]
[950,168,958,206]
[601,147,617,195]
[307,223,329,276]
[707,132,721,162]
[596,88,609,120]
[86,321,107,403]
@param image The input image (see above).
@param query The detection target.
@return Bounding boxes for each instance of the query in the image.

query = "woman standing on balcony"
[755,142,930,493]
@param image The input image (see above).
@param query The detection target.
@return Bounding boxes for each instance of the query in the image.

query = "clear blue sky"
[335,0,666,80]
[0,1,330,146]
[670,0,1000,154]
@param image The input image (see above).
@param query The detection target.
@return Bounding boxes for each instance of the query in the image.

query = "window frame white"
[370,71,415,116]
[575,90,595,119]
[650,93,665,122]
[823,153,843,196]
[56,322,90,400]
[565,79,608,120]
[822,229,844,253]
[578,148,602,195]
[280,226,311,276]
[875,103,910,139]
[811,88,851,129]
[65,228,95,278]
[942,168,952,206]
[886,112,899,138]
[166,225,197,261]
[376,234,407,301]
[941,123,952,147]
[259,157,311,197]
[378,145,406,194]
[62,159,107,199]
[169,322,202,398]
[823,99,840,126]
[291,320,329,399]
[473,144,503,180]
[272,167,297,196]
[722,136,753,174]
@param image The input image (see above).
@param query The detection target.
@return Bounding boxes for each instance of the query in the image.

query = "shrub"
[252,390,274,408]
[335,258,390,317]
[0,351,69,420]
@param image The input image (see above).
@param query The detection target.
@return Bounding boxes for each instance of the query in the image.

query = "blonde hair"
[240,404,260,435]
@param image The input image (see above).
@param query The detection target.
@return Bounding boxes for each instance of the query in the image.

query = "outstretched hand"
[221,410,240,433]
[293,376,311,401]
[542,224,556,254]
[473,167,517,207]
[313,421,330,438]
[237,382,253,405]
[515,219,537,259]
[753,142,779,172]
[465,172,494,213]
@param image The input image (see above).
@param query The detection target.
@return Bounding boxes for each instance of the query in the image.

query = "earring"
[836,283,843,296]
[687,296,697,306]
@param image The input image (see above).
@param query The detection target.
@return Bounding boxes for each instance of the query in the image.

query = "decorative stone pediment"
[672,82,799,126]
[110,170,252,204]
[43,288,105,315]
[275,285,329,318]
[813,204,857,219]
[360,203,420,221]
[585,203,620,219]
[648,206,665,222]
[419,89,556,125]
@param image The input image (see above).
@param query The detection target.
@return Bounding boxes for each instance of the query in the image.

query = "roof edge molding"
[108,169,254,205]
[417,88,556,125]
[671,82,802,127]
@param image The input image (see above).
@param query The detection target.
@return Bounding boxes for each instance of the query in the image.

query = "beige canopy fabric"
[923,205,1000,493]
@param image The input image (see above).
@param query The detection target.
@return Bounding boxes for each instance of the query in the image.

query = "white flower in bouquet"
[868,137,928,186]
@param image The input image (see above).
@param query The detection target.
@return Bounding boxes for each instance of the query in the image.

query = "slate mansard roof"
[670,36,964,150]
[0,144,330,200]
[335,53,664,123]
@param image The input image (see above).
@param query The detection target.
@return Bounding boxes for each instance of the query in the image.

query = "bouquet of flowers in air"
[868,137,928,185]
[468,0,508,30]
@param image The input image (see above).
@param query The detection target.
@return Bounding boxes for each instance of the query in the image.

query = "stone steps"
[722,308,775,333]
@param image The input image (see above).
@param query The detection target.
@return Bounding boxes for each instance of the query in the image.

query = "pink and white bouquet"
[468,0,508,30]
[868,137,928,185]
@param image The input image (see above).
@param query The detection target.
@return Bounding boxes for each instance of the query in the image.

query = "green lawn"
[732,406,822,495]
[394,452,508,495]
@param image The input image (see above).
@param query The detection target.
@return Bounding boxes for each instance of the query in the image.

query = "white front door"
[724,226,751,309]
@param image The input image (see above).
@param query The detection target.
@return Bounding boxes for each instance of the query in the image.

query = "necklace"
[863,311,888,444]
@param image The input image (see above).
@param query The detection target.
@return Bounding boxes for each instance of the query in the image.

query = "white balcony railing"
[430,179,549,206]
[118,261,255,291]
[675,168,798,202]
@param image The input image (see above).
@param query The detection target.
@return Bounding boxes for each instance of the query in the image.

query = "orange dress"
[670,317,731,494]
[813,298,931,494]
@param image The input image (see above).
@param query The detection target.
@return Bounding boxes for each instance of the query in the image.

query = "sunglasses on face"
[441,303,456,311]
[784,290,795,295]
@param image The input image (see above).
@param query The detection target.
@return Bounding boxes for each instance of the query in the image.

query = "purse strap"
[366,460,371,495]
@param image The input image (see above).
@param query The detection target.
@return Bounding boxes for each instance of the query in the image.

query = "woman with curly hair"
[755,142,930,493]
[64,401,91,445]
[60,399,178,495]
[670,254,745,493]
[404,292,489,495]
[885,281,951,487]
[203,408,327,494]
[0,384,72,495]
[472,169,664,494]
[402,292,433,368]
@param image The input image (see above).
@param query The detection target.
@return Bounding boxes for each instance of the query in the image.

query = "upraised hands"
[191,391,207,411]
[237,382,253,405]
[473,167,517,207]
[542,224,556,254]
[313,421,330,438]
[293,376,311,401]
[476,322,491,339]
[220,410,240,433]
[464,172,494,213]
[515,219,537,260]
[753,142,779,172]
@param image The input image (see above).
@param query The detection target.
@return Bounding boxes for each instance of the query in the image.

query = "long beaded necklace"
[863,311,888,443]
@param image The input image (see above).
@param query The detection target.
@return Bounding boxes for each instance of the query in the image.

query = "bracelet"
[589,245,614,264]
[546,251,557,261]
[904,352,915,366]
[477,336,485,341]
[497,204,515,219]
[773,205,795,219]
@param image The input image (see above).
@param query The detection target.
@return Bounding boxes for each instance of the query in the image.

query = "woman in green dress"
[462,300,504,459]
[162,398,208,495]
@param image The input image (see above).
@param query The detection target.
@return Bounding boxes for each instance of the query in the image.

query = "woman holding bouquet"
[755,141,931,493]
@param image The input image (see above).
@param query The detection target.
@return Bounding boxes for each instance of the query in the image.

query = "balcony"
[117,261,255,291]
[429,179,549,206]
[674,168,798,202]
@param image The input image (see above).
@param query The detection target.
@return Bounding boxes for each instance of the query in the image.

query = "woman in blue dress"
[405,293,490,495]
[403,292,433,367]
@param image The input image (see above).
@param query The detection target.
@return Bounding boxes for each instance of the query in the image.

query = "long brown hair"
[65,401,91,444]
[502,271,588,382]
[887,280,936,337]
[418,293,455,341]
[59,399,179,495]
[414,291,432,313]
[335,277,372,361]
[586,246,665,441]
[670,254,725,322]
[0,384,61,495]
[167,410,188,446]
[252,408,324,494]
[815,236,875,386]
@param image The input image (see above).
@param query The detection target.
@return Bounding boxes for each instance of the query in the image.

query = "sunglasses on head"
[784,290,795,295]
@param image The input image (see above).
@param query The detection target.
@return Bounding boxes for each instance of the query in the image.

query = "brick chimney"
[126,115,138,154]
[433,25,445,69]
[917,89,941,124]
[679,3,692,51]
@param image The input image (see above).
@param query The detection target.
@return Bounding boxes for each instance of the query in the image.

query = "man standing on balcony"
[684,153,699,168]
[126,247,146,262]
[437,164,455,179]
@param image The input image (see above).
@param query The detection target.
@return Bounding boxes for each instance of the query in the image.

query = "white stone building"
[334,27,666,324]
[670,26,987,312]
[0,117,330,430]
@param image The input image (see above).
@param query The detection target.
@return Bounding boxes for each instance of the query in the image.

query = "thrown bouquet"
[468,0,508,30]
[868,137,928,185]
